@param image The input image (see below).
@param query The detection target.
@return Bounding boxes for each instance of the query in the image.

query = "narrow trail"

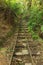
[10,20,43,65]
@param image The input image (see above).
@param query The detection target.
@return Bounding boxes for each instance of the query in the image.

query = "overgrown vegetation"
[28,0,43,40]
[0,0,43,41]
[0,0,26,26]
[0,0,28,47]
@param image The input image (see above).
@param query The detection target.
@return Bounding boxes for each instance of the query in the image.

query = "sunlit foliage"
[4,0,28,15]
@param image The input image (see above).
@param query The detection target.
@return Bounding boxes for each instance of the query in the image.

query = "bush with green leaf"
[5,0,25,15]
[28,1,43,40]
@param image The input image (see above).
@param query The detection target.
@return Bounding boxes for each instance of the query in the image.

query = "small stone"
[37,52,40,55]
[25,63,32,65]
[17,59,22,61]
[22,50,28,55]
[22,43,26,46]
[15,52,22,55]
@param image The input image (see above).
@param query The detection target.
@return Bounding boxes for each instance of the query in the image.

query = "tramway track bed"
[11,20,43,65]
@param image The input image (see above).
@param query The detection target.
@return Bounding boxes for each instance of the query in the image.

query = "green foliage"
[41,25,43,32]
[11,3,24,15]
[28,0,43,40]
[4,0,25,15]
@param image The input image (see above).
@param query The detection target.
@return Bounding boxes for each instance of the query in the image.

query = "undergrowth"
[28,4,43,40]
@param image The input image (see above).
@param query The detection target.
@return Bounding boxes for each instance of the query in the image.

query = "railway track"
[10,20,43,65]
[0,6,43,65]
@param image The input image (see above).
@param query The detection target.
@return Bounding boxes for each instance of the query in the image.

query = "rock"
[37,52,40,55]
[25,63,32,65]
[22,43,27,46]
[15,58,22,62]
[22,49,28,55]
[15,52,22,55]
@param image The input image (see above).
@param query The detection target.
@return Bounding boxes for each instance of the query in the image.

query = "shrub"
[28,2,43,40]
